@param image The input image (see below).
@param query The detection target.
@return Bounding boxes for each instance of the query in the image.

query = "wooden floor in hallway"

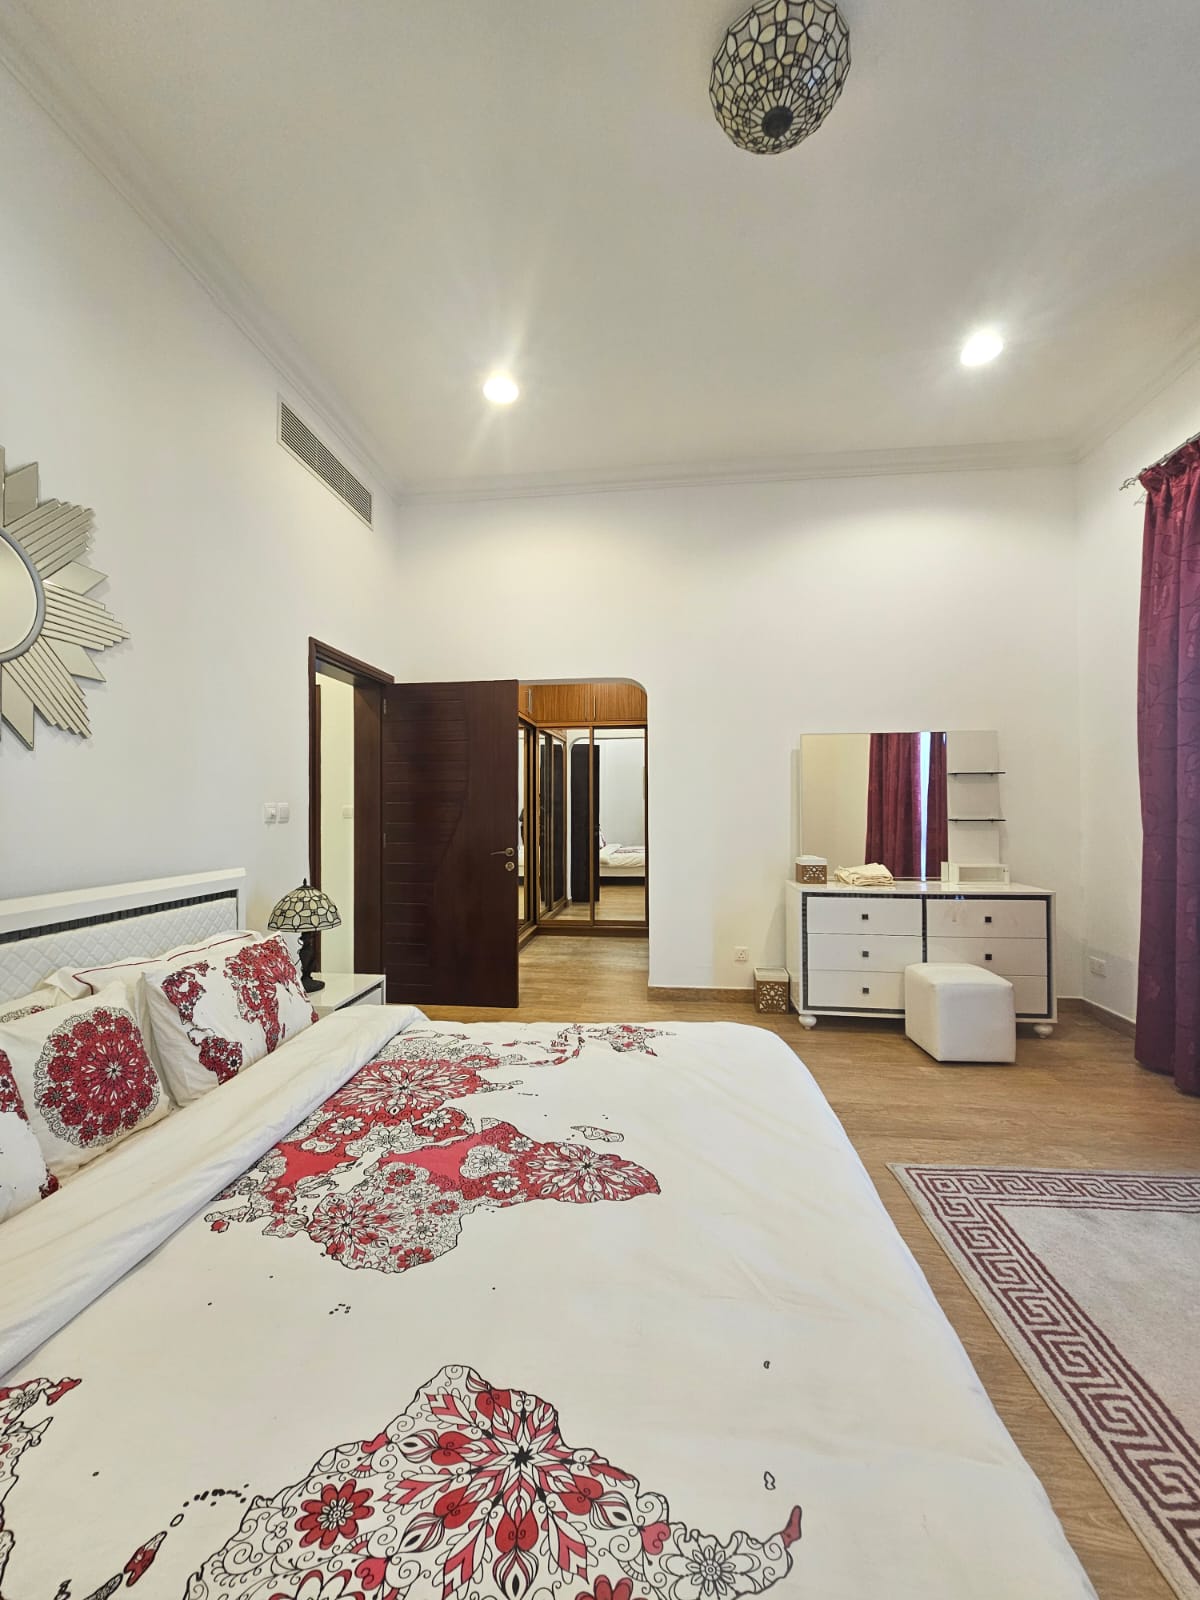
[424,932,1200,1600]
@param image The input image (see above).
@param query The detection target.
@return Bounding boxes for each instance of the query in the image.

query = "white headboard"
[0,870,246,1003]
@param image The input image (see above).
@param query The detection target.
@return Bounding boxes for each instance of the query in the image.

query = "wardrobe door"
[537,731,568,917]
[551,741,566,904]
[569,736,600,907]
[594,727,647,924]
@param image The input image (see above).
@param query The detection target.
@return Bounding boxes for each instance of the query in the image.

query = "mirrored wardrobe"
[517,681,647,934]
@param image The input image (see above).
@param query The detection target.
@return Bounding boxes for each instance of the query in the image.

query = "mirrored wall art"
[0,449,127,749]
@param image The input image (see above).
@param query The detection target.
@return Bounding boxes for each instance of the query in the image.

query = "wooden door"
[380,679,518,1007]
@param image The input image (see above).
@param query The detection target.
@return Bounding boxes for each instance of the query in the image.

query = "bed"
[0,873,1096,1599]
[598,842,645,881]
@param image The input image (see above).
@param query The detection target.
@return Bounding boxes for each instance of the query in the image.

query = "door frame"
[308,638,394,974]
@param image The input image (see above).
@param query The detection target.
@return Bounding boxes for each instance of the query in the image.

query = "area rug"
[890,1164,1200,1599]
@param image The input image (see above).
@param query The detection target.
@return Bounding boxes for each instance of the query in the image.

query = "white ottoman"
[904,963,1016,1064]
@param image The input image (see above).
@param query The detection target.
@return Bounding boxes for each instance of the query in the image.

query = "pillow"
[49,932,257,1002]
[0,984,169,1180]
[0,1051,57,1222]
[143,935,317,1107]
[0,987,61,1024]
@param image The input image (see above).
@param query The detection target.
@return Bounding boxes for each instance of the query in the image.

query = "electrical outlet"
[1088,955,1107,978]
[733,946,749,964]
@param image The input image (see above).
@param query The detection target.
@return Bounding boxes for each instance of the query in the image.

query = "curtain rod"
[1119,426,1200,491]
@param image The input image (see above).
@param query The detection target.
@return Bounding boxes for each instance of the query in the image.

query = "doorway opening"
[308,638,393,977]
[517,680,648,938]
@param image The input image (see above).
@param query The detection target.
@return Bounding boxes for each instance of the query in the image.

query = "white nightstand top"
[311,972,386,1016]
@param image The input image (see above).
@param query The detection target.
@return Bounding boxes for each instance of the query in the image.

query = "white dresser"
[785,880,1056,1034]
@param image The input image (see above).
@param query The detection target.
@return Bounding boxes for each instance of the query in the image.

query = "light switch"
[277,801,291,824]
[342,804,354,820]
[262,803,278,825]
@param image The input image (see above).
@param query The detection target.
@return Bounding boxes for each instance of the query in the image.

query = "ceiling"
[9,0,1200,496]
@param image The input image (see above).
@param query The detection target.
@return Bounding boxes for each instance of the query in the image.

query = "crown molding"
[0,1,401,502]
[395,438,1079,506]
[1072,314,1200,463]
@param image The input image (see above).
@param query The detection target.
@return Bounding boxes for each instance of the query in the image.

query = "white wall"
[0,74,406,930]
[316,673,355,971]
[0,70,1087,997]
[398,471,1083,993]
[1076,359,1200,1021]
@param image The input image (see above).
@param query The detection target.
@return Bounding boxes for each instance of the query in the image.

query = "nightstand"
[311,973,386,1017]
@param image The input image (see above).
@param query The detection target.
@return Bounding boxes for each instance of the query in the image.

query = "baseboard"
[646,985,755,1004]
[1073,997,1136,1038]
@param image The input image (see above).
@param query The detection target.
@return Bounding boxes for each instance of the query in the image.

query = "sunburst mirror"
[0,448,127,749]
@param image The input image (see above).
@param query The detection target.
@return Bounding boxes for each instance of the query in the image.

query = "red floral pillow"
[143,935,318,1106]
[0,987,59,1025]
[0,984,169,1180]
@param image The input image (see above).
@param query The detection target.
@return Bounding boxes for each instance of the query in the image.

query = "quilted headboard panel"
[0,872,245,1003]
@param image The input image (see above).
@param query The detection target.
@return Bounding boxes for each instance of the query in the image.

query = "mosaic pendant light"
[710,0,851,155]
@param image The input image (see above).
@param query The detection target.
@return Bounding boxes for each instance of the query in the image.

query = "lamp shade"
[710,0,851,155]
[267,881,341,934]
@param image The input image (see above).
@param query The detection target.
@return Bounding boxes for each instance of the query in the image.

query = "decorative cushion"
[0,1051,58,1223]
[0,984,170,1180]
[47,934,257,1094]
[142,935,317,1107]
[49,932,256,1002]
[0,987,61,1025]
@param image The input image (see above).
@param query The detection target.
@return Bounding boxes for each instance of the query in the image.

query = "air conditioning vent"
[278,401,372,526]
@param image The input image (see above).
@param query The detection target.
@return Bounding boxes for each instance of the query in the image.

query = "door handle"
[491,847,516,857]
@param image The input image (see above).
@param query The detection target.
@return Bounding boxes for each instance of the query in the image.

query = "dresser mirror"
[797,730,1002,880]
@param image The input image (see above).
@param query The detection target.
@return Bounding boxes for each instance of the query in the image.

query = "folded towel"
[833,863,896,887]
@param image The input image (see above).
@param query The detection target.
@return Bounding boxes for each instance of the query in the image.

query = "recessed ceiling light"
[960,329,1004,368]
[483,373,520,405]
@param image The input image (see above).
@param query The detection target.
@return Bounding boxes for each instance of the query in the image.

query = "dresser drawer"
[807,933,923,972]
[806,970,905,1011]
[926,936,1048,976]
[926,898,1048,939]
[1011,975,1051,1016]
[805,896,922,937]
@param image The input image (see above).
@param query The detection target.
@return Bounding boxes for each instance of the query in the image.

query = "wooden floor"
[539,882,648,923]
[426,935,1200,1600]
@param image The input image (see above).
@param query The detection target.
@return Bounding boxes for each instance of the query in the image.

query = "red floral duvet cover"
[0,1010,1095,1600]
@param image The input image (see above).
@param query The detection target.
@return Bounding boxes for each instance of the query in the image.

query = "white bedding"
[599,843,645,873]
[0,1011,1094,1599]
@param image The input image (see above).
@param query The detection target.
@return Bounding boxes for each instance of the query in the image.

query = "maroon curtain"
[865,733,921,877]
[925,732,948,879]
[1136,439,1200,1095]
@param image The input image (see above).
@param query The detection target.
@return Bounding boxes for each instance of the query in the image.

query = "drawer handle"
[985,953,993,961]
[861,949,869,958]
[985,915,993,924]
[862,985,871,995]
[861,913,869,922]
